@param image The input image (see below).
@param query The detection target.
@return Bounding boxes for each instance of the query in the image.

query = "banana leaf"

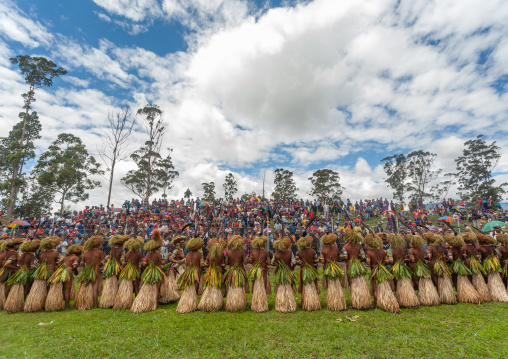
[47,264,71,285]
[413,260,431,279]
[299,261,320,285]
[347,257,368,278]
[247,261,262,281]
[102,257,121,278]
[469,256,486,275]
[223,263,247,288]
[370,263,394,284]
[274,261,298,287]
[76,263,98,284]
[203,262,223,289]
[323,260,344,280]
[6,265,30,285]
[451,259,471,276]
[33,260,51,280]
[118,262,140,282]
[483,254,502,274]
[141,262,165,285]
[434,258,452,278]
[391,259,412,281]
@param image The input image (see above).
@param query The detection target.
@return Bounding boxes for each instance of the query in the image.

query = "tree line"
[1,55,505,218]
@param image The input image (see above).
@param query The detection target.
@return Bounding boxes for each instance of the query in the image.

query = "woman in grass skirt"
[113,237,144,310]
[176,237,203,313]
[75,236,104,310]
[198,238,225,312]
[425,232,456,305]
[159,235,186,305]
[45,244,83,311]
[477,233,508,302]
[24,236,60,313]
[272,237,298,313]
[100,235,130,308]
[365,234,399,313]
[296,235,321,311]
[5,239,39,313]
[0,239,9,310]
[344,229,371,309]
[389,233,419,309]
[224,235,248,312]
[320,233,346,311]
[248,236,270,312]
[463,232,491,302]
[131,231,165,313]
[445,233,481,304]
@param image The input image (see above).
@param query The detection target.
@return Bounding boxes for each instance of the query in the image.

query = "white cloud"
[1,0,508,211]
[0,1,52,48]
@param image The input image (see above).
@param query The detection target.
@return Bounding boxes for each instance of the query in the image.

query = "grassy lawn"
[1,285,507,359]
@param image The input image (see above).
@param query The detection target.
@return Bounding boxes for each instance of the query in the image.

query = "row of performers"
[1,229,507,314]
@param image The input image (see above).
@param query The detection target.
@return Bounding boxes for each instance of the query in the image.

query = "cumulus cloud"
[1,0,508,209]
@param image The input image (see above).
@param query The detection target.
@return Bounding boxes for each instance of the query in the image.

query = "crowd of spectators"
[1,196,506,259]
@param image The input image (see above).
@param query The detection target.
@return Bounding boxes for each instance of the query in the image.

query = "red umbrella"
[382,210,395,215]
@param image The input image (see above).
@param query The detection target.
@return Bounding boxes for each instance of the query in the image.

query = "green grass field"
[1,285,507,359]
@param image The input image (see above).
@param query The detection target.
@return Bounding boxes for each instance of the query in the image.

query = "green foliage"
[184,188,192,199]
[202,182,216,201]
[323,261,344,280]
[346,257,368,278]
[451,260,471,276]
[381,154,409,203]
[272,168,297,201]
[274,261,298,287]
[5,55,66,216]
[241,191,257,201]
[223,263,247,288]
[370,263,393,284]
[308,169,343,200]
[34,133,103,215]
[433,258,452,278]
[299,261,320,285]
[223,173,238,200]
[407,150,441,201]
[455,135,507,204]
[141,262,165,284]
[203,263,223,289]
[121,104,177,201]
[76,264,98,284]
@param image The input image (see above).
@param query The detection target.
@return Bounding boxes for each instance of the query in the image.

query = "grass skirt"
[251,278,268,312]
[0,283,5,310]
[159,270,181,304]
[5,284,25,313]
[350,276,371,309]
[396,277,420,309]
[418,278,440,306]
[438,276,457,304]
[456,275,482,304]
[176,285,198,313]
[131,283,157,313]
[488,272,508,302]
[376,281,400,313]
[225,286,247,312]
[70,281,76,300]
[275,284,297,313]
[75,284,94,310]
[45,283,64,312]
[198,285,224,312]
[99,276,118,308]
[113,279,134,310]
[24,279,47,313]
[302,282,321,311]
[472,273,491,302]
[338,262,349,289]
[327,278,346,311]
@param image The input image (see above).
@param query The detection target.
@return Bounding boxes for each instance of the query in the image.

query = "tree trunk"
[145,147,151,203]
[59,190,67,217]
[107,157,116,208]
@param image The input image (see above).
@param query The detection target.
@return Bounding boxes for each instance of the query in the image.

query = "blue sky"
[1,0,508,206]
